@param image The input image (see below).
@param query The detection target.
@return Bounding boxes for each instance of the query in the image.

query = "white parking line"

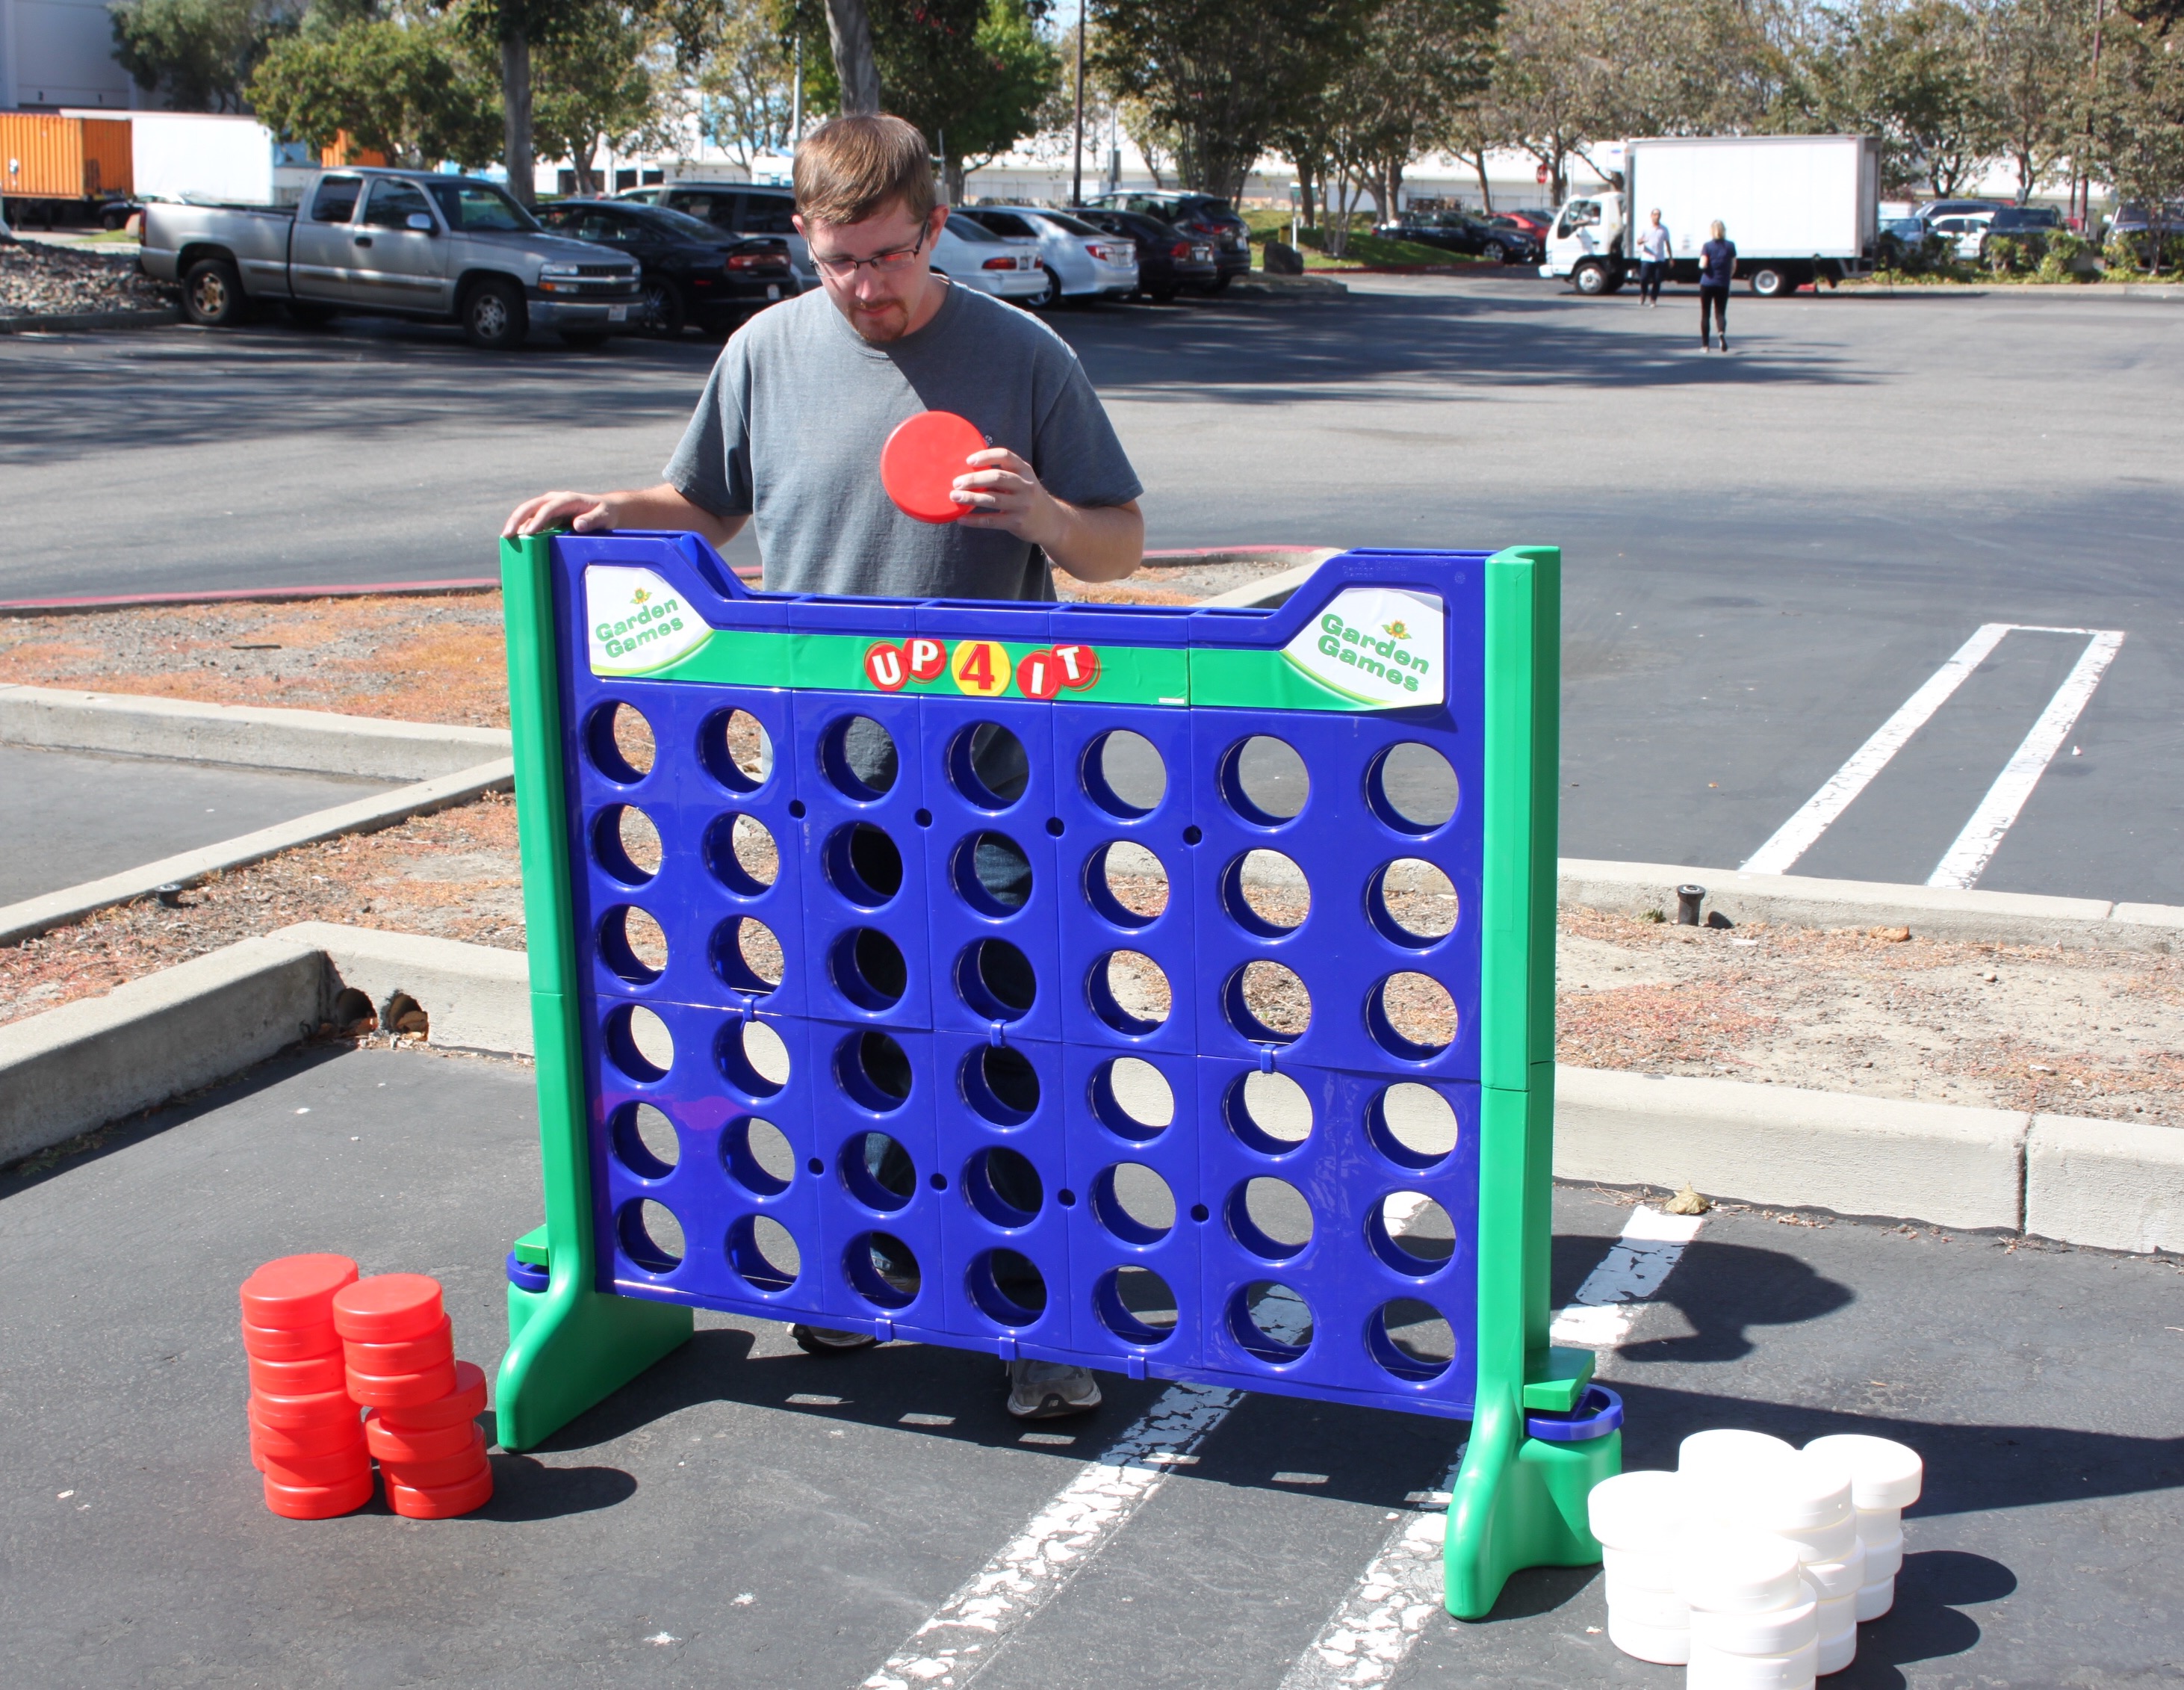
[1927,630,2125,888]
[1281,1204,1707,1688]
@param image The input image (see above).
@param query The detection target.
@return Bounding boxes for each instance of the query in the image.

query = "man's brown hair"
[793,114,937,226]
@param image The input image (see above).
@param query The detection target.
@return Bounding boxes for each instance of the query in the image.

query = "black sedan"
[1069,207,1219,302]
[1375,210,1540,263]
[535,199,797,337]
[1079,191,1252,289]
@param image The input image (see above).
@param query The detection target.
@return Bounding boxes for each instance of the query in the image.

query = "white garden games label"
[1283,588,1445,708]
[586,566,712,676]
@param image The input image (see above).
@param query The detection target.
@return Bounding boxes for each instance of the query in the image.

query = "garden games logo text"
[1282,587,1445,707]
[586,566,713,676]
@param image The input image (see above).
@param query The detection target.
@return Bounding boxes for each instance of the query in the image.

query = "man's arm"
[502,483,745,548]
[951,448,1143,584]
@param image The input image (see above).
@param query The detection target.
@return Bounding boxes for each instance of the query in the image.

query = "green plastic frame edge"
[1442,545,1618,1620]
[494,533,692,1454]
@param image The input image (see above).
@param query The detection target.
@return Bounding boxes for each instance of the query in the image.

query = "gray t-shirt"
[664,280,1142,600]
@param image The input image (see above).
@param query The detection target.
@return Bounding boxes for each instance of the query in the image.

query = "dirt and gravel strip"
[1,238,173,318]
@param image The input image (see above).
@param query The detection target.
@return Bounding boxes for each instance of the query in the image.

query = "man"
[506,114,1144,1420]
[1698,219,1735,352]
[1634,208,1670,308]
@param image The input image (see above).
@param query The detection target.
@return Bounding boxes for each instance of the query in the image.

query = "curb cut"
[3,926,2177,1255]
[0,305,179,335]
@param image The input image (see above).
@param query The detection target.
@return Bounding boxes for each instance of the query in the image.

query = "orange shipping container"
[0,114,134,200]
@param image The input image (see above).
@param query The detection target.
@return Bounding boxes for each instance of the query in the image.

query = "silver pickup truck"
[141,167,643,350]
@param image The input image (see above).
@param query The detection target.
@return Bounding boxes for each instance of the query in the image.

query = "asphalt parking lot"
[3,1044,2177,1689]
[3,276,2178,903]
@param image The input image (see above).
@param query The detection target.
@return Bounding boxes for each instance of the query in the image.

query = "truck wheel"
[1749,265,1790,297]
[1572,261,1609,296]
[462,279,527,350]
[182,257,247,328]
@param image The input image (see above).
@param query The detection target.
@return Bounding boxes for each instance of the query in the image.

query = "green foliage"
[109,0,294,112]
[248,9,503,167]
[2085,13,2184,273]
[1774,0,1998,196]
[2033,229,2091,282]
[533,4,679,191]
[693,0,800,165]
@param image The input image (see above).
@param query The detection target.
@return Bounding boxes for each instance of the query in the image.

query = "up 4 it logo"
[863,637,1101,699]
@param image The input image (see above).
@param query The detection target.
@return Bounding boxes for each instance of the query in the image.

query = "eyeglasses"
[810,224,931,279]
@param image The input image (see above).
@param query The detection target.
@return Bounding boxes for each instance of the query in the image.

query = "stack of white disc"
[1803,1435,1922,1623]
[1748,1449,1862,1674]
[1677,1532,1818,1689]
[1589,1470,1693,1664]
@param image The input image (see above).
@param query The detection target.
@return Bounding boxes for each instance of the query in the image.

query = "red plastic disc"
[364,1411,478,1464]
[248,1352,347,1396]
[379,1429,489,1491]
[370,1360,488,1431]
[345,1358,458,1409]
[880,410,986,524]
[332,1273,444,1343]
[261,1445,373,1488]
[249,1384,360,1429]
[241,1318,341,1362]
[341,1314,453,1376]
[263,1470,375,1520]
[240,1254,359,1328]
[386,1464,494,1520]
[249,1405,364,1458]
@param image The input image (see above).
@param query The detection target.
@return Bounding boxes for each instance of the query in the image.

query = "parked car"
[1979,204,2066,260]
[535,199,796,337]
[654,183,815,290]
[1376,208,1539,262]
[2107,202,2184,248]
[1917,199,2005,224]
[957,205,1138,306]
[1926,210,1994,260]
[139,168,642,350]
[1079,190,1250,288]
[1069,207,1219,301]
[1485,209,1551,241]
[930,212,1047,303]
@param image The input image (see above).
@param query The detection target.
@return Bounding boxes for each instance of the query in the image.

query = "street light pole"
[1071,3,1086,205]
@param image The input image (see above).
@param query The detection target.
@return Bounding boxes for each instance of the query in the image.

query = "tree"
[533,4,681,192]
[826,0,880,113]
[2085,10,2184,269]
[694,0,799,166]
[110,0,294,112]
[249,8,503,167]
[1781,0,2000,195]
[1978,0,2085,202]
[447,0,597,205]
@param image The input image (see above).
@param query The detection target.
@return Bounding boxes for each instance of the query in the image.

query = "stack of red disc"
[241,1254,373,1519]
[334,1273,493,1519]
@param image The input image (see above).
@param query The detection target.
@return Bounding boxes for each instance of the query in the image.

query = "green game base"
[496,1270,692,1452]
[1445,1394,1618,1619]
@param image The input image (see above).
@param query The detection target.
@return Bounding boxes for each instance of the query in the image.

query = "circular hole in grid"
[1223,849,1309,935]
[1228,1176,1313,1260]
[710,915,783,995]
[610,1101,680,1178]
[820,714,899,800]
[1368,1192,1455,1276]
[1368,973,1456,1059]
[824,822,903,908]
[1082,728,1167,818]
[1368,743,1458,835]
[1224,960,1311,1042]
[1368,1083,1459,1169]
[947,722,1029,810]
[586,701,655,783]
[835,1029,913,1113]
[716,1015,789,1097]
[846,1231,920,1308]
[951,831,1031,916]
[1088,841,1169,928]
[1088,950,1172,1036]
[703,812,779,894]
[1226,1070,1312,1154]
[828,926,908,1011]
[955,938,1036,1021]
[618,1198,683,1273]
[964,1146,1044,1227]
[961,1044,1040,1125]
[840,1130,916,1212]
[701,706,772,793]
[1231,1281,1312,1362]
[599,906,668,984]
[1221,734,1308,826]
[1371,858,1458,947]
[723,1115,795,1196]
[1091,1161,1174,1245]
[968,1248,1047,1326]
[592,804,663,885]
[1095,1266,1179,1345]
[1090,1056,1174,1141]
[1368,1298,1455,1381]
[607,1004,674,1082]
[726,1213,800,1292]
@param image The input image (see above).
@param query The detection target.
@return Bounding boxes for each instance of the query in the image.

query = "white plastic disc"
[1802,1434,1922,1510]
[1799,1543,1866,1599]
[1775,1511,1858,1564]
[1855,1576,1896,1622]
[1607,1580,1690,1628]
[1815,1590,1855,1638]
[1754,1450,1855,1532]
[1859,1525,1904,1579]
[1816,1624,1857,1676]
[1607,1609,1691,1665]
[1688,1635,1820,1689]
[1689,1585,1817,1656]
[1855,1504,1901,1537]
[1587,1469,1688,1551]
[1603,1544,1678,1592]
[1677,1532,1805,1614]
[1683,1429,1798,1475]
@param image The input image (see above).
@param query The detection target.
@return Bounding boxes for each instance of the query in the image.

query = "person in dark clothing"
[1699,220,1734,350]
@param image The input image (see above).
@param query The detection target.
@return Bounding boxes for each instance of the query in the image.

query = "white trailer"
[1542,134,1881,297]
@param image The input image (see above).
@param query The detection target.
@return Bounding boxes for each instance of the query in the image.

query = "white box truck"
[1541,134,1881,297]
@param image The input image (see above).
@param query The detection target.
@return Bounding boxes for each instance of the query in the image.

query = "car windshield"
[946,214,1004,242]
[426,181,538,233]
[1034,210,1101,236]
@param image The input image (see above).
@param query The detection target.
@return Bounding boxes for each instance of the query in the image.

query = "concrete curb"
[0,305,179,335]
[282,920,532,1056]
[2026,1115,2184,1254]
[0,684,511,778]
[0,578,503,617]
[1197,557,1341,608]
[0,758,514,946]
[1557,856,2183,953]
[1232,273,1350,296]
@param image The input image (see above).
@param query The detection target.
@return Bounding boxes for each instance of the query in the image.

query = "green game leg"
[1446,1404,1618,1619]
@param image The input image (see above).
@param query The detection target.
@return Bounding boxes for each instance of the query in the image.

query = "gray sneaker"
[1006,1360,1102,1419]
[792,1325,878,1355]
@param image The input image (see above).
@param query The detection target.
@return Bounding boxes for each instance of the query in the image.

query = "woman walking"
[1636,208,1670,306]
[1699,220,1735,350]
